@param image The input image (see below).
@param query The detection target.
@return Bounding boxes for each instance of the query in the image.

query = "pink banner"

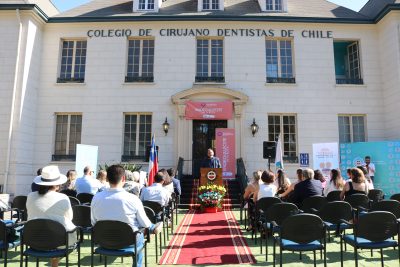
[185,101,233,120]
[216,128,236,178]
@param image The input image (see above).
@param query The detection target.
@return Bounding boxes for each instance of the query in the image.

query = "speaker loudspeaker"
[263,141,276,159]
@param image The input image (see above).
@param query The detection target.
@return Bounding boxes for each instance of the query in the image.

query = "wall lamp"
[162,117,170,135]
[250,118,259,137]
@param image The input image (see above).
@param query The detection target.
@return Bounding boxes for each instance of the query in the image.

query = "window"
[138,0,155,10]
[268,114,297,163]
[52,114,82,161]
[266,39,295,83]
[122,114,152,161]
[266,0,283,11]
[58,40,87,83]
[203,0,219,10]
[333,41,363,84]
[338,115,366,143]
[126,39,155,82]
[195,39,224,83]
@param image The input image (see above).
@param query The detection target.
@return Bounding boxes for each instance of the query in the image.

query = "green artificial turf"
[4,209,399,267]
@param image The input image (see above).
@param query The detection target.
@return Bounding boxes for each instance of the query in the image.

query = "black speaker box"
[263,141,276,159]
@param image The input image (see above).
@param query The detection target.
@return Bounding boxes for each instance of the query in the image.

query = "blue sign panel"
[300,153,310,167]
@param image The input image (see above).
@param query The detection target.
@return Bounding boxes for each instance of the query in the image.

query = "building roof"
[52,0,369,21]
[359,0,400,18]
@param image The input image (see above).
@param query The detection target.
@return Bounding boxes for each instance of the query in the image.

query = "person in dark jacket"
[290,168,323,206]
[201,148,221,168]
[167,168,181,196]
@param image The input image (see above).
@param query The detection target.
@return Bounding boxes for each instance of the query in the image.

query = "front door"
[192,120,227,178]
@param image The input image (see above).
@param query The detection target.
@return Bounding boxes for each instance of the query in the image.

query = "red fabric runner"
[160,210,256,265]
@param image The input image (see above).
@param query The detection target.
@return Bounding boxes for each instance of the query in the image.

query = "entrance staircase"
[178,175,241,210]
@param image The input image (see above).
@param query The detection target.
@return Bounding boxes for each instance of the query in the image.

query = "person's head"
[125,170,133,181]
[66,170,77,181]
[314,169,325,182]
[106,165,125,186]
[252,170,262,183]
[207,149,214,158]
[302,169,314,180]
[97,170,107,182]
[132,171,140,183]
[37,168,42,176]
[261,170,275,184]
[276,169,286,185]
[154,172,166,184]
[83,166,93,176]
[33,165,68,195]
[296,169,303,181]
[350,168,366,184]
[365,156,371,165]
[167,168,175,178]
[357,166,371,181]
[346,168,352,178]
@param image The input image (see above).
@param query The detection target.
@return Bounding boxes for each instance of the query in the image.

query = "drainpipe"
[4,9,23,194]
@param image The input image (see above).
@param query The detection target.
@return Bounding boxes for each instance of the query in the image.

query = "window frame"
[265,0,283,11]
[333,39,364,85]
[267,114,298,163]
[265,38,295,83]
[338,114,367,143]
[125,38,155,83]
[122,113,153,162]
[138,0,155,10]
[57,39,87,83]
[195,37,225,83]
[202,0,219,10]
[52,113,82,161]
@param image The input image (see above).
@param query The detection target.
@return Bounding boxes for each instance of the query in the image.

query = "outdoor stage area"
[5,209,399,267]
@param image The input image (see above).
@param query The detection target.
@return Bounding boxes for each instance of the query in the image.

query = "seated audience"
[274,169,291,195]
[96,170,110,188]
[253,170,277,200]
[290,168,323,206]
[243,170,262,201]
[123,170,141,196]
[31,168,42,192]
[340,168,370,200]
[75,166,104,195]
[323,168,345,196]
[26,165,76,267]
[314,169,326,188]
[159,168,174,198]
[167,168,181,196]
[91,164,162,267]
[61,169,78,191]
[140,172,170,207]
[357,165,374,189]
[278,168,303,200]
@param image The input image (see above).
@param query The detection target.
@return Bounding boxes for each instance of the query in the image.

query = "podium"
[200,168,223,186]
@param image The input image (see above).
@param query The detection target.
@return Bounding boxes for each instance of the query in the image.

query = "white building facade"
[1,0,400,195]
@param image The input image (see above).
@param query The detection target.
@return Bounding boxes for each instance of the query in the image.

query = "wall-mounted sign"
[185,101,233,120]
[299,153,310,167]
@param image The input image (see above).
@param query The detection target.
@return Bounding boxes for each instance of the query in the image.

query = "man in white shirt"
[91,164,162,267]
[140,172,170,207]
[364,156,376,182]
[75,166,104,195]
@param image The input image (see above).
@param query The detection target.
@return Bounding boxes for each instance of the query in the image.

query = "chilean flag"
[148,134,158,186]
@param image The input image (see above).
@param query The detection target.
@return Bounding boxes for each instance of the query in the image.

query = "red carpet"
[159,210,256,265]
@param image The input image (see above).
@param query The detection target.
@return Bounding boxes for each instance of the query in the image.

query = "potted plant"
[198,184,227,213]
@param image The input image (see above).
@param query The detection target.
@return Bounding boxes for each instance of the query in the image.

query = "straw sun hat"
[33,165,67,186]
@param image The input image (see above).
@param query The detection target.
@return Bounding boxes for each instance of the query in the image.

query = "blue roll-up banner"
[339,141,400,196]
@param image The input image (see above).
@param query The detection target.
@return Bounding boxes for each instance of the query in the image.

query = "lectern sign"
[207,171,217,181]
[200,168,222,186]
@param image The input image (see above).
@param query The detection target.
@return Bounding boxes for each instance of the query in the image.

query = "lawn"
[4,209,399,267]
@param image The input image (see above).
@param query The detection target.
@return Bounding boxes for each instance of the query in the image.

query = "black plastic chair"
[368,189,384,203]
[256,197,281,247]
[370,200,400,218]
[326,190,342,202]
[313,201,353,241]
[142,201,167,246]
[301,195,327,213]
[345,194,370,219]
[20,219,80,267]
[11,196,27,222]
[340,211,399,267]
[68,196,81,207]
[60,189,77,197]
[144,206,161,262]
[91,220,148,267]
[72,205,92,241]
[76,193,94,205]
[0,220,22,267]
[390,193,400,202]
[273,213,327,267]
[262,202,299,262]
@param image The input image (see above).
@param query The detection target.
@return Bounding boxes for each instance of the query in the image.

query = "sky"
[52,0,370,12]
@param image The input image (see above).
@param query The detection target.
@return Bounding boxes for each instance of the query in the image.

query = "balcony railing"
[283,156,299,164]
[266,77,296,84]
[121,155,146,162]
[52,154,76,161]
[125,76,154,83]
[336,78,364,85]
[195,76,225,83]
[57,77,85,83]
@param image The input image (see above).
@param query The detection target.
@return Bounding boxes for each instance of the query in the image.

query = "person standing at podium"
[201,148,222,168]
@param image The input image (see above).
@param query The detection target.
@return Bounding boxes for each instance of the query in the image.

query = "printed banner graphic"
[185,101,233,120]
[216,128,235,178]
[339,141,400,196]
[312,143,339,178]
